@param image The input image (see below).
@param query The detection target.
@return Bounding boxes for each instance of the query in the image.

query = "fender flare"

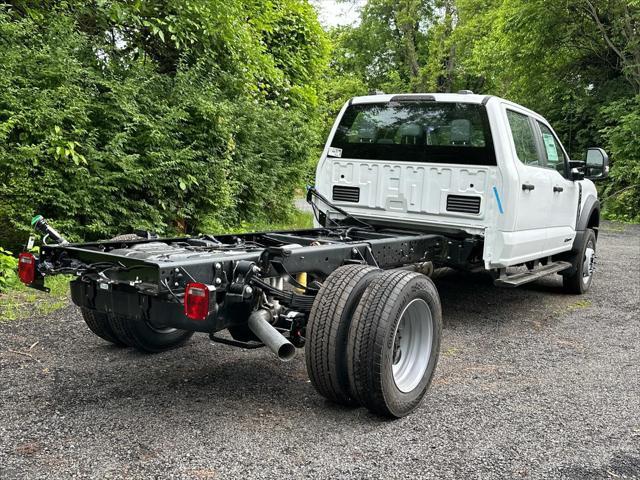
[576,196,600,232]
[571,196,600,253]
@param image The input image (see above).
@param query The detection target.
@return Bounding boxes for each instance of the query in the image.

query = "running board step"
[494,261,572,288]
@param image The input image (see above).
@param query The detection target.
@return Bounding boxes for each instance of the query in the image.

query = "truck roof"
[350,92,494,105]
[348,92,547,122]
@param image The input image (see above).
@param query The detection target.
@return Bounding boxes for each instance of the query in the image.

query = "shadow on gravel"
[559,453,640,479]
[49,356,293,402]
[42,268,576,423]
[46,351,396,427]
[432,268,573,329]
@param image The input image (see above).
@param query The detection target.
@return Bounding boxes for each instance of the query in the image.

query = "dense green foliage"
[0,247,18,292]
[329,0,639,221]
[0,0,328,249]
[0,0,638,256]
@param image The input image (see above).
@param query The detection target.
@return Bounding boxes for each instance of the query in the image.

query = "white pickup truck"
[23,92,609,418]
[315,92,608,293]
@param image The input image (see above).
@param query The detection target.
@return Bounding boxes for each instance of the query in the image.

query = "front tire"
[563,228,597,294]
[347,270,442,418]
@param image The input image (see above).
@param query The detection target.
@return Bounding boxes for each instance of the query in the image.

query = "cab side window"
[537,122,567,175]
[506,110,541,166]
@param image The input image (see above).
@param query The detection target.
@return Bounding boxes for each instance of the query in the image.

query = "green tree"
[0,0,329,249]
[329,0,639,220]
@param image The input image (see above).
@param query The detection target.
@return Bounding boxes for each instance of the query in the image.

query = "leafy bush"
[0,1,328,250]
[0,247,18,292]
[600,96,640,222]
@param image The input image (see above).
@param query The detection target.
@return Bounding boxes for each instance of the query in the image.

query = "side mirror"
[585,147,609,180]
[570,167,585,181]
[568,160,585,169]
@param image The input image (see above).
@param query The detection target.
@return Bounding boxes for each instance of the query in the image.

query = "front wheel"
[563,228,597,294]
[347,270,442,418]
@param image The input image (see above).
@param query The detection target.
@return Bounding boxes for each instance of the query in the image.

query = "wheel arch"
[558,196,600,275]
[576,196,600,239]
[586,206,600,239]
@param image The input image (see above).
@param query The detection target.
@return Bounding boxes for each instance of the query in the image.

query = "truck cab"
[314,92,608,270]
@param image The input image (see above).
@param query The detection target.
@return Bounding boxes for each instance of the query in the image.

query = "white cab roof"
[348,92,547,122]
[350,93,495,105]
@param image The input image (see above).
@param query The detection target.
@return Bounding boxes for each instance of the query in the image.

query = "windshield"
[330,101,496,165]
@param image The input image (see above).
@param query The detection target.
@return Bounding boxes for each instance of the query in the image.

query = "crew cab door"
[504,108,554,261]
[504,107,578,262]
[532,121,578,253]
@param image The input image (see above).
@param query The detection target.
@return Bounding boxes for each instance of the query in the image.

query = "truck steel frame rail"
[37,224,474,334]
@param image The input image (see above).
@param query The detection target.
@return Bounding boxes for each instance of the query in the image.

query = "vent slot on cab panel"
[446,194,481,214]
[332,185,360,203]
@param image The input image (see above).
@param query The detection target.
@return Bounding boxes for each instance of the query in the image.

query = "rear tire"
[108,314,194,353]
[305,264,382,406]
[80,308,126,346]
[563,228,597,294]
[347,270,442,418]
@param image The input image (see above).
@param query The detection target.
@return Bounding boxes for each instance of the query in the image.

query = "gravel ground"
[1,222,638,479]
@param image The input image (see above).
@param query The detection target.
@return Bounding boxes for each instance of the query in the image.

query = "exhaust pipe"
[248,309,296,362]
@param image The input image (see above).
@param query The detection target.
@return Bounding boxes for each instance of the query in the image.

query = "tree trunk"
[583,0,640,94]
[437,0,457,93]
[396,0,423,91]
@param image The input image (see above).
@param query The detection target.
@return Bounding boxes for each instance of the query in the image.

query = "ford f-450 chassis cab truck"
[19,92,608,418]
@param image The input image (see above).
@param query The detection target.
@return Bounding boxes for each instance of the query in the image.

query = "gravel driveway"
[1,222,638,479]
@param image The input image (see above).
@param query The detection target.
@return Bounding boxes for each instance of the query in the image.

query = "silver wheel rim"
[582,243,596,285]
[391,298,433,393]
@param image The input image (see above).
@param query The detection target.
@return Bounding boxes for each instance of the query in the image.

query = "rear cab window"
[506,109,569,177]
[506,110,541,167]
[330,101,496,165]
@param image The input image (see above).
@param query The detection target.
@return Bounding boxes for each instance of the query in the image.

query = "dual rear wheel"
[305,265,442,418]
[80,308,193,353]
[80,231,193,353]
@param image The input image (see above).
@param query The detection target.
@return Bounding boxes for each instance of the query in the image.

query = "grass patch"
[233,209,313,233]
[443,347,461,357]
[565,299,592,311]
[600,223,626,233]
[0,275,71,323]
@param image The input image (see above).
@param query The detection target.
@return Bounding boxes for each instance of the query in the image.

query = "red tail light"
[18,252,36,284]
[184,282,210,320]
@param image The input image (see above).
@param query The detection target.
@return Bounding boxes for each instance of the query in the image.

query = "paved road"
[1,222,638,479]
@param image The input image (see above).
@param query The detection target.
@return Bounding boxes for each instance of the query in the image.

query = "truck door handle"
[553,186,564,193]
[522,183,535,191]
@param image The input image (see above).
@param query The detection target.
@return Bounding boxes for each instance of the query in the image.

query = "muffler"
[248,309,296,362]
